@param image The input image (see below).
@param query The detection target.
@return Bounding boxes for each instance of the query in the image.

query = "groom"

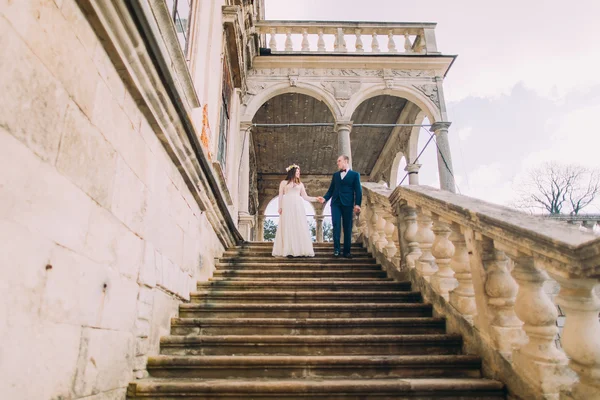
[319,155,362,258]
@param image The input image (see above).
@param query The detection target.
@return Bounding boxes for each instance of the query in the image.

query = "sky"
[264,0,600,212]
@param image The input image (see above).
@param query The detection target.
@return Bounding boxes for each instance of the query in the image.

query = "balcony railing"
[255,20,439,55]
[357,182,600,400]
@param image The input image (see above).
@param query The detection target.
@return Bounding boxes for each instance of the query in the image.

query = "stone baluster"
[371,32,380,53]
[482,241,523,356]
[334,28,347,52]
[301,29,310,51]
[511,257,571,398]
[547,274,600,399]
[375,206,388,252]
[387,30,397,53]
[402,205,421,269]
[431,217,457,300]
[317,29,326,51]
[383,212,398,260]
[355,29,364,52]
[448,226,476,320]
[404,32,413,53]
[415,209,436,280]
[369,204,380,253]
[269,28,277,51]
[284,29,293,51]
[359,206,369,238]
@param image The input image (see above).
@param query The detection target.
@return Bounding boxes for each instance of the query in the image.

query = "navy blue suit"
[323,170,362,255]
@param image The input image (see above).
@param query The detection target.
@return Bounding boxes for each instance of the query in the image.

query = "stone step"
[190,290,422,304]
[128,378,506,399]
[212,269,388,279]
[223,246,371,257]
[170,317,445,335]
[159,334,462,356]
[179,302,431,319]
[197,280,411,292]
[217,257,377,265]
[208,276,395,282]
[146,355,482,379]
[239,242,364,248]
[216,262,380,270]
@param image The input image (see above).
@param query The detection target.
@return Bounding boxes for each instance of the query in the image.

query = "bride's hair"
[285,166,301,185]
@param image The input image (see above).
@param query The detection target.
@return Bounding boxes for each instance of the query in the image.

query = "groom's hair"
[340,155,350,162]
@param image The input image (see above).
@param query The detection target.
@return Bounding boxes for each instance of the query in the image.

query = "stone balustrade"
[359,182,600,400]
[255,21,439,54]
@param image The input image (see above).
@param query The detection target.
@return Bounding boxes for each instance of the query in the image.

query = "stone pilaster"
[237,121,253,239]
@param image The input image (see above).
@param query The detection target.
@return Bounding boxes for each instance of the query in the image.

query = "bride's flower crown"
[285,164,300,172]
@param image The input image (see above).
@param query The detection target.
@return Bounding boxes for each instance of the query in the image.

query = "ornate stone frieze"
[413,84,440,107]
[321,81,362,106]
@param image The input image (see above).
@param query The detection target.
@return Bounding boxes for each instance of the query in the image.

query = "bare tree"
[515,162,600,215]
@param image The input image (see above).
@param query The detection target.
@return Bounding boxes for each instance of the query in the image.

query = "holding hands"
[316,197,325,204]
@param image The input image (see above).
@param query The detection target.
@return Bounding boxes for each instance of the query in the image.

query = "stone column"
[430,122,456,193]
[237,121,253,240]
[336,121,353,168]
[405,163,422,185]
[256,215,265,242]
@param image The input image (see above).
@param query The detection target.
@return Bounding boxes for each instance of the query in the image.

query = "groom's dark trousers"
[331,202,354,255]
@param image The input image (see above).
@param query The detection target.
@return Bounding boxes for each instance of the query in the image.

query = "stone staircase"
[127,242,505,399]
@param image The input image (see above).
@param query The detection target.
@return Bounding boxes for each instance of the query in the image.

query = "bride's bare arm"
[278,181,285,214]
[300,183,317,202]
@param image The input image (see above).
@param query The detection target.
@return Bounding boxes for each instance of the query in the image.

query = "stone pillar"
[405,163,422,185]
[315,215,324,243]
[237,121,253,240]
[336,121,353,168]
[430,122,456,193]
[256,215,265,242]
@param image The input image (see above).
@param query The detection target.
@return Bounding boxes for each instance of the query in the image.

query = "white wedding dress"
[272,182,316,257]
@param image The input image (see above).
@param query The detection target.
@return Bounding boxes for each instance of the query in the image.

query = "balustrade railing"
[255,21,439,55]
[359,182,600,400]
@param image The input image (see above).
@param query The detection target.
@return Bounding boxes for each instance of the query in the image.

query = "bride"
[272,164,323,257]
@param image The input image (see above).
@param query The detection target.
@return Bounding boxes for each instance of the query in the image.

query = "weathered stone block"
[1,0,99,116]
[0,319,81,400]
[111,156,148,237]
[0,20,69,163]
[148,289,180,355]
[100,268,138,331]
[60,0,98,57]
[56,103,118,209]
[73,327,134,397]
[139,241,157,287]
[85,205,144,279]
[0,130,92,252]
[0,219,54,321]
[40,245,108,327]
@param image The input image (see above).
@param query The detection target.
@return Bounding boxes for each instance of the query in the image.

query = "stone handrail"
[255,20,439,54]
[358,182,600,400]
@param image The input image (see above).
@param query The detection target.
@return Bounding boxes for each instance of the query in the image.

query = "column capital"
[404,163,422,174]
[240,120,253,131]
[430,121,452,133]
[335,120,353,131]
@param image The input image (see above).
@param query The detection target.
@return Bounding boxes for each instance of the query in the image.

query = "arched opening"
[391,152,407,187]
[263,195,317,242]
[349,95,408,177]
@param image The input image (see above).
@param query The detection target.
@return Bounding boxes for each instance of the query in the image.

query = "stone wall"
[0,1,223,398]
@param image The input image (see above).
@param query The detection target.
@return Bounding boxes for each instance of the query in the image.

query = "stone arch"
[390,152,407,187]
[242,82,342,121]
[342,84,441,123]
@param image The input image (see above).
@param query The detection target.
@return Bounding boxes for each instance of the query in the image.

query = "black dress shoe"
[344,253,353,259]
[286,255,294,258]
[333,250,340,257]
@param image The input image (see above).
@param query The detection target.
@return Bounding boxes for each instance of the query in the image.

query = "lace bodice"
[278,181,316,209]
